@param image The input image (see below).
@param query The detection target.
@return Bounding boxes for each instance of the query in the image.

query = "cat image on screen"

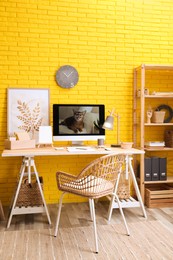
[59,110,86,133]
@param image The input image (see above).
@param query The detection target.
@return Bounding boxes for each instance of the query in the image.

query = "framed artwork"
[7,88,50,142]
[38,126,53,146]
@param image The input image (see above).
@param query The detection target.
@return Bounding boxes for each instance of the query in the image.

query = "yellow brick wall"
[1,0,173,205]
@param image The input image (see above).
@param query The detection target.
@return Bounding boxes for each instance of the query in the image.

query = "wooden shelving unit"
[133,64,173,205]
[144,175,173,184]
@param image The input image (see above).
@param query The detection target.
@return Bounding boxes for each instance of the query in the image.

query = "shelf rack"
[133,64,173,203]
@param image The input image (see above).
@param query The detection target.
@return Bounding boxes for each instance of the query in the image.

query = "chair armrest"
[56,171,77,179]
[56,171,78,188]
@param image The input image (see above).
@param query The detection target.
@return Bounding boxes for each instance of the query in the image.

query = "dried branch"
[16,100,43,138]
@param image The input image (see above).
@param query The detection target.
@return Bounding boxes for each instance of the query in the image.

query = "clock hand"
[63,72,68,77]
[67,71,73,77]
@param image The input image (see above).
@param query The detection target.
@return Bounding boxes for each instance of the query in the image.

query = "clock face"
[55,65,79,89]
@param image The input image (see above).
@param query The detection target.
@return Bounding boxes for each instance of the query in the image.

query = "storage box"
[4,139,35,150]
[151,157,159,181]
[145,184,173,208]
[164,130,173,147]
[144,157,152,181]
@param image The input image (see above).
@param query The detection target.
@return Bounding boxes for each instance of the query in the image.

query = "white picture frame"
[7,88,50,142]
[38,126,53,146]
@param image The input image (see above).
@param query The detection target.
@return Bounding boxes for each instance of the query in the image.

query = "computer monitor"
[53,104,105,145]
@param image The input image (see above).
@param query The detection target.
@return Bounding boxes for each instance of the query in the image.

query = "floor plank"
[0,202,173,259]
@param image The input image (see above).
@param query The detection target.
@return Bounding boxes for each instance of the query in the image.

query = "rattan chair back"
[56,153,126,199]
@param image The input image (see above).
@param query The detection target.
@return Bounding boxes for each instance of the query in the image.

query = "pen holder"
[97,139,104,146]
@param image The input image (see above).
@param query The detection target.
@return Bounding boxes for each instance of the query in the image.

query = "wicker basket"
[16,177,43,207]
[117,171,130,199]
[164,130,173,147]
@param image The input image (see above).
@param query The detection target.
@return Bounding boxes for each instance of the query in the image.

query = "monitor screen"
[53,104,105,143]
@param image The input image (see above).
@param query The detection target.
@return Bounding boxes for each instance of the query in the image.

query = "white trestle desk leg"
[32,158,51,225]
[7,157,51,228]
[128,156,147,219]
[28,156,31,184]
[7,158,26,228]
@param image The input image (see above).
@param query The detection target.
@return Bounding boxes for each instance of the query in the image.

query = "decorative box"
[4,139,35,150]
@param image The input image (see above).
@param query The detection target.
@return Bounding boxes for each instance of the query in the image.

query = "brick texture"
[1,0,173,205]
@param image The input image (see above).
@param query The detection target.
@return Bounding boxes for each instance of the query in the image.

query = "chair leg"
[90,199,98,254]
[89,199,93,221]
[54,192,66,237]
[115,194,130,236]
[107,193,115,222]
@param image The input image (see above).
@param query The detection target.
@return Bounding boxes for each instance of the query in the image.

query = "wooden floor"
[0,201,173,260]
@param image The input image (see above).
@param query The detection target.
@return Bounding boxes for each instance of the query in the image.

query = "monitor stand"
[71,141,84,146]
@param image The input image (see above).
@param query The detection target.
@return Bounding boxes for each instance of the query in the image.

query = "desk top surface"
[1,146,144,157]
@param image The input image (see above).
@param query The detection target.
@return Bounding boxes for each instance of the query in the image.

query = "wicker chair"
[54,153,130,253]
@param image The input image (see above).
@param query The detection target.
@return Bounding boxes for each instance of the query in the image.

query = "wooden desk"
[2,146,146,227]
[2,146,144,157]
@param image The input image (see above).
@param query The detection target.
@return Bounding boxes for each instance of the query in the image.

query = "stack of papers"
[144,141,165,147]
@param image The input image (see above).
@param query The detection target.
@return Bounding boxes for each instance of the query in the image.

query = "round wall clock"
[55,65,79,89]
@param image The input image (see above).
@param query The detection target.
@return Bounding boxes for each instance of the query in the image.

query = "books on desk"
[67,146,96,152]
